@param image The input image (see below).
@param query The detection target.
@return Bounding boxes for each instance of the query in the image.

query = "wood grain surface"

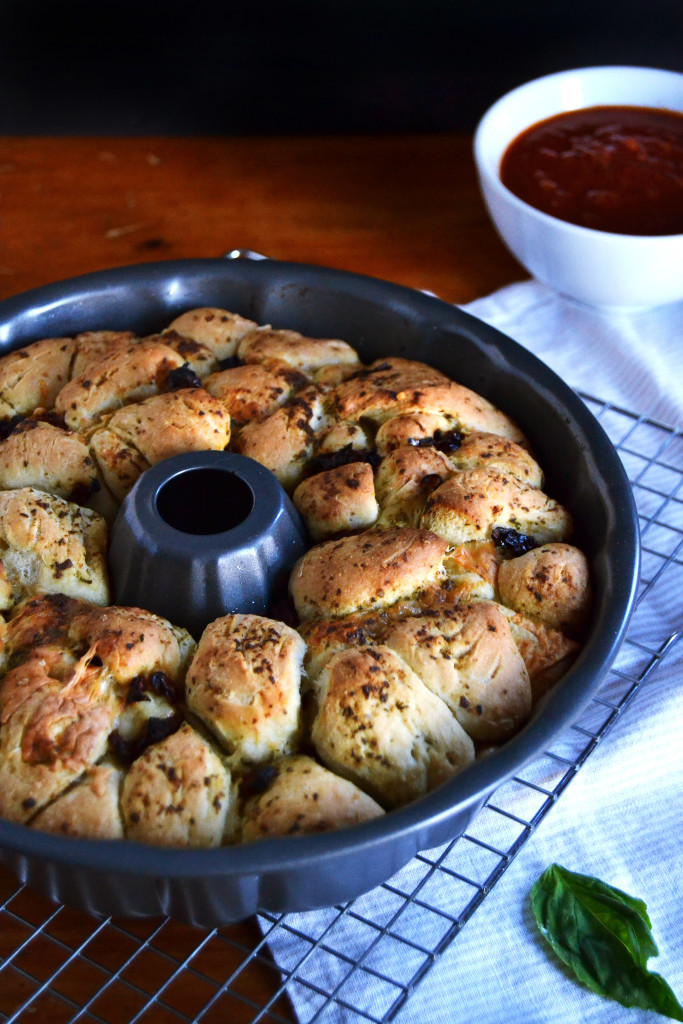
[0,135,524,306]
[0,133,525,1022]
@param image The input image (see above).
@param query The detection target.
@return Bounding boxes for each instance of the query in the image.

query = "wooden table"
[0,134,525,1024]
[0,135,524,305]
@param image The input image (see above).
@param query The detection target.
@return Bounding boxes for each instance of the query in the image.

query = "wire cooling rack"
[1,392,681,1024]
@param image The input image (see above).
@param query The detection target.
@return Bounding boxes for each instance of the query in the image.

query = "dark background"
[1,0,682,135]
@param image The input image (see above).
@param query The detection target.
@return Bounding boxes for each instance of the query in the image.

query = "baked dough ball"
[421,468,572,546]
[297,613,384,682]
[503,609,580,701]
[55,338,186,431]
[0,653,123,822]
[381,603,532,742]
[0,421,99,501]
[290,526,450,621]
[2,593,194,704]
[238,383,332,490]
[121,722,236,847]
[0,487,109,608]
[89,388,231,501]
[70,602,196,687]
[497,543,592,636]
[185,614,305,768]
[241,754,384,840]
[449,432,543,488]
[311,645,475,808]
[31,764,125,839]
[374,445,454,528]
[237,327,361,374]
[375,411,457,454]
[316,419,373,456]
[333,357,526,442]
[293,462,379,541]
[0,336,76,420]
[166,307,260,361]
[70,330,138,379]
[150,330,219,379]
[204,363,308,427]
[0,589,197,828]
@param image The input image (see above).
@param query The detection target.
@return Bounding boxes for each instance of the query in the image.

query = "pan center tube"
[108,450,308,638]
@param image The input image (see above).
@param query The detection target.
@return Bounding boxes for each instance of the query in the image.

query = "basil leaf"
[531,864,683,1021]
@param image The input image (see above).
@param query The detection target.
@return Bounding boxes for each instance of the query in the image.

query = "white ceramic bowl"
[473,66,683,311]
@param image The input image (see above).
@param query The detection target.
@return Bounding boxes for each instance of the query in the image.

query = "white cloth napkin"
[264,280,683,1024]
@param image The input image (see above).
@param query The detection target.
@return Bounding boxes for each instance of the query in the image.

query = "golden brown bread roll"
[55,338,186,431]
[449,431,543,487]
[375,411,456,453]
[381,602,532,741]
[204,362,308,427]
[237,383,333,490]
[241,754,384,840]
[186,614,305,768]
[502,608,580,701]
[0,654,123,822]
[421,467,572,546]
[311,645,475,808]
[0,421,99,501]
[120,722,236,847]
[333,357,526,441]
[293,462,379,541]
[497,543,592,635]
[165,307,260,360]
[374,445,454,528]
[0,487,109,608]
[237,327,360,373]
[0,336,76,419]
[88,388,231,501]
[31,764,125,839]
[2,593,194,700]
[290,526,450,621]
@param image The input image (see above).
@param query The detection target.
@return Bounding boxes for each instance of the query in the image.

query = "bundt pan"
[0,257,640,926]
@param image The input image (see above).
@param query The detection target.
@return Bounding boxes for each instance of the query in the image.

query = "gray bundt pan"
[0,258,640,926]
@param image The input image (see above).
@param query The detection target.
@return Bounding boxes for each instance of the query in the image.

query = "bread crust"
[382,603,532,741]
[205,362,308,427]
[0,487,109,608]
[0,336,76,419]
[121,722,235,847]
[293,462,378,541]
[333,357,526,441]
[290,527,450,621]
[237,384,332,490]
[186,614,305,768]
[421,467,571,546]
[0,421,98,501]
[55,339,186,431]
[89,388,231,501]
[497,543,592,635]
[237,327,360,373]
[311,645,475,807]
[31,764,125,839]
[166,307,259,360]
[241,754,383,840]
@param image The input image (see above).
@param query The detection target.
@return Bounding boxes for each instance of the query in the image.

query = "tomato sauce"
[499,105,683,236]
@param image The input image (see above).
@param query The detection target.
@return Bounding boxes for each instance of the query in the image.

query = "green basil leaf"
[531,864,683,1021]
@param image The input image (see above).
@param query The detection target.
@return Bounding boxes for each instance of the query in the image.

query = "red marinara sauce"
[499,105,683,235]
